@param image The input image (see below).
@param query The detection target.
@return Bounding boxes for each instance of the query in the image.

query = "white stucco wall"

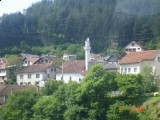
[56,73,84,83]
[125,43,143,52]
[120,63,140,74]
[154,53,160,78]
[0,69,7,83]
[16,67,56,87]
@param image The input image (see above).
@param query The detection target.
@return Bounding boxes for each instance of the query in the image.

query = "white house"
[63,54,77,61]
[0,58,8,84]
[56,60,87,83]
[119,50,160,77]
[20,54,39,66]
[16,64,57,87]
[124,41,144,52]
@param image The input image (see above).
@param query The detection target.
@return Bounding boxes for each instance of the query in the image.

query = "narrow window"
[121,68,123,73]
[28,82,31,85]
[128,68,131,73]
[134,68,137,72]
[125,68,127,73]
[36,74,40,78]
[20,75,23,79]
[28,74,31,79]
[47,74,50,78]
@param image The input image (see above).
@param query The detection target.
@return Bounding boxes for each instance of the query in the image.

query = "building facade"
[16,64,57,87]
[124,41,144,52]
[119,50,160,78]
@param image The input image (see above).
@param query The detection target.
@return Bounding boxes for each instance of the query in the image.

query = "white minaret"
[84,38,91,71]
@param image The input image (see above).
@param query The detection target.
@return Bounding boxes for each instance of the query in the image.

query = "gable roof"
[58,60,87,75]
[17,64,54,74]
[119,50,160,64]
[25,56,40,64]
[125,41,144,49]
[34,55,55,64]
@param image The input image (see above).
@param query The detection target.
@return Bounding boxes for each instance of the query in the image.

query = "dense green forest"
[0,0,160,54]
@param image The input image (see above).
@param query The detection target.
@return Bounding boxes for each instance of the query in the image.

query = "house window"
[158,57,160,62]
[51,68,53,71]
[35,81,39,85]
[28,82,31,85]
[129,49,132,52]
[0,70,5,73]
[20,82,23,85]
[125,68,127,73]
[2,76,5,80]
[128,68,131,73]
[134,68,137,72]
[132,43,134,46]
[20,75,23,79]
[138,48,140,50]
[47,74,50,78]
[121,68,123,73]
[79,78,82,82]
[133,48,136,51]
[41,60,44,63]
[2,70,5,73]
[28,74,31,79]
[36,74,40,78]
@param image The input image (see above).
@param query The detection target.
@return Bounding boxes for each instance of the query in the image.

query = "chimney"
[84,38,91,71]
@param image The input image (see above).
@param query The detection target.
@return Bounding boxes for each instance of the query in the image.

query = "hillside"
[0,0,160,53]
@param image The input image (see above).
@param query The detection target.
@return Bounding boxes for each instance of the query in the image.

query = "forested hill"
[1,0,160,52]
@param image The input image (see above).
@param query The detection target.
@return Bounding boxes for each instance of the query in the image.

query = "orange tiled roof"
[17,64,54,74]
[119,50,160,64]
[58,60,87,75]
[27,56,40,64]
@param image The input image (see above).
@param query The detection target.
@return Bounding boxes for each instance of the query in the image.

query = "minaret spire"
[84,38,91,71]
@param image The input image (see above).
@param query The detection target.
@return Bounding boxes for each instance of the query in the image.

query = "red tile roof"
[27,56,40,64]
[0,85,26,96]
[17,64,54,74]
[58,60,87,75]
[119,50,160,64]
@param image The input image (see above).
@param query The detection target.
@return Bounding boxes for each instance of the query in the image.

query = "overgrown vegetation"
[0,64,159,120]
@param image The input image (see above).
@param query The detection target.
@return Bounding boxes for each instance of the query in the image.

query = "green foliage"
[138,97,160,120]
[1,0,160,53]
[0,89,39,120]
[107,101,139,120]
[0,63,159,120]
[76,64,116,119]
[140,66,158,92]
[41,80,64,95]
[32,95,66,120]
[63,105,88,120]
[116,74,143,98]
